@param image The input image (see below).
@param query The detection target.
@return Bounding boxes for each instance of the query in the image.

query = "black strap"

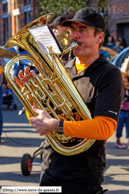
[96,189,108,194]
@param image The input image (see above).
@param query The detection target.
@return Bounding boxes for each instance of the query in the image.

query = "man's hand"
[29,106,59,136]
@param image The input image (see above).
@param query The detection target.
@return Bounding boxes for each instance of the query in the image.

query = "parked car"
[112,46,129,69]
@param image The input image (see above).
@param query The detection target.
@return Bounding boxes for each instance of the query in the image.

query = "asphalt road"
[0,94,129,193]
[0,95,43,189]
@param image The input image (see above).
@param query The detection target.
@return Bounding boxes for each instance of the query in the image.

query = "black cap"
[50,16,66,26]
[62,7,105,32]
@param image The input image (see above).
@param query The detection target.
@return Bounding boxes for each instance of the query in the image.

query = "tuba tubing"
[4,13,95,156]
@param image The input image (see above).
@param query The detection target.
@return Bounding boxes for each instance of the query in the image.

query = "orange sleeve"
[63,116,117,140]
[0,66,3,75]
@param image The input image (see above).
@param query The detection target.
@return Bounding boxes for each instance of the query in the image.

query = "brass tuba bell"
[56,30,71,49]
[4,13,95,156]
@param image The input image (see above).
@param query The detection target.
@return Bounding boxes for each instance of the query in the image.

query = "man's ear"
[96,32,105,44]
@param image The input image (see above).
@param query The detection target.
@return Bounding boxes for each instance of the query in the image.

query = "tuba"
[4,13,95,156]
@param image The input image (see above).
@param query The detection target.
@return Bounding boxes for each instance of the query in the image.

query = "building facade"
[0,0,129,47]
[108,0,129,46]
[0,0,39,46]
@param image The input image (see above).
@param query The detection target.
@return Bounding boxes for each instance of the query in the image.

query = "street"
[0,95,129,193]
[0,96,43,188]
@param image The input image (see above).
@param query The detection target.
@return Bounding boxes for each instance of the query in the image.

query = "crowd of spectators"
[105,35,127,53]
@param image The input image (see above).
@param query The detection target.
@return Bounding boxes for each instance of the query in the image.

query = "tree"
[87,0,100,7]
[37,0,88,18]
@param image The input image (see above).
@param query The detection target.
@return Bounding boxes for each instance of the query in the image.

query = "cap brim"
[61,19,72,26]
[61,19,93,27]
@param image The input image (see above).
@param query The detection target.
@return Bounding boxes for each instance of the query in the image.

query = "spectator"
[116,71,129,149]
[118,37,127,49]
[0,58,4,143]
[121,57,129,73]
[50,16,68,37]
[50,16,74,61]
[106,35,115,49]
[113,37,126,53]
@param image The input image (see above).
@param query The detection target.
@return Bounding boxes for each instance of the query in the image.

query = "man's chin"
[73,48,81,56]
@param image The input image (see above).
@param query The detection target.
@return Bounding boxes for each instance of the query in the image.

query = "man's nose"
[70,31,80,40]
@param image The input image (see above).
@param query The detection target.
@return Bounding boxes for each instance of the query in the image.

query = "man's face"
[123,76,129,89]
[69,23,104,59]
[53,25,67,36]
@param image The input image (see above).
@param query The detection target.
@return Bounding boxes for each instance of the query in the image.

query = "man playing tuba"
[14,7,123,194]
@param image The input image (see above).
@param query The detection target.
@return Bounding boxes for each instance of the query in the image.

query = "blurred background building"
[108,0,129,46]
[0,0,39,45]
[0,0,129,46]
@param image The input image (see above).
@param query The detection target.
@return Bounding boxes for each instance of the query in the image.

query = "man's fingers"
[19,67,35,81]
[18,70,24,80]
[29,116,37,123]
[14,76,23,88]
[24,66,30,77]
[29,70,35,78]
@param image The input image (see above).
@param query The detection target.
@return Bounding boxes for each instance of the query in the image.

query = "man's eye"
[80,28,86,31]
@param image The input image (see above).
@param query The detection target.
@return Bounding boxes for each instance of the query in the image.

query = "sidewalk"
[0,98,43,188]
[0,100,129,193]
[102,131,129,193]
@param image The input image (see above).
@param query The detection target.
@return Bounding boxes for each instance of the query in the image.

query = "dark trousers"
[39,176,107,194]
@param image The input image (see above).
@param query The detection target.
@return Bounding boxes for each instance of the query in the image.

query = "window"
[3,2,8,13]
[24,0,31,5]
[24,11,31,25]
[3,17,9,43]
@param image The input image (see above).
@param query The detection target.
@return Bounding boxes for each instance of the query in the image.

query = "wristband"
[57,120,64,135]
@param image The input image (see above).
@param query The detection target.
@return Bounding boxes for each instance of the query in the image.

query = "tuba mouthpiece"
[60,42,78,56]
